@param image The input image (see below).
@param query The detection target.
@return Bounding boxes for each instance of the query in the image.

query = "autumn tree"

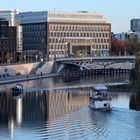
[111,36,140,56]
[111,38,125,55]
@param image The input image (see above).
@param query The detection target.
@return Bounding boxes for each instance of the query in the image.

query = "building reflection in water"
[16,97,22,125]
[47,88,89,121]
[0,91,23,138]
[0,88,90,124]
[0,88,135,138]
[21,88,90,122]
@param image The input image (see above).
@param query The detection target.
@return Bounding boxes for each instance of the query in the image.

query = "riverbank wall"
[0,61,54,76]
[0,62,39,76]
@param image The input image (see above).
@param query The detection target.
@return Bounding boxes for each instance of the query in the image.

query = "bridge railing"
[55,55,135,61]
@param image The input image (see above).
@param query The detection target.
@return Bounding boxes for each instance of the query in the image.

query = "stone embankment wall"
[0,61,54,76]
[36,61,54,74]
[0,62,39,76]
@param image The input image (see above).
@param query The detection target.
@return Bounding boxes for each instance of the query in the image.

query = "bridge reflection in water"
[0,88,139,140]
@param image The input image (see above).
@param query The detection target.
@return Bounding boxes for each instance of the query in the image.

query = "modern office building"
[17,11,111,61]
[0,9,23,63]
[0,18,17,63]
[113,31,140,42]
[16,11,48,62]
[0,9,19,26]
[131,19,140,32]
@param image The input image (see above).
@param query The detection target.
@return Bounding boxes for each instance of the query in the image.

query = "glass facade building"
[0,9,23,63]
[131,19,140,32]
[0,18,17,63]
[0,9,19,26]
[16,11,48,62]
[22,23,47,62]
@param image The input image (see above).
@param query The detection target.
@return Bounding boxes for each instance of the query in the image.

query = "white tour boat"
[89,84,111,111]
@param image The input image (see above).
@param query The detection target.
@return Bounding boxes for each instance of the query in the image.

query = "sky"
[1,0,140,33]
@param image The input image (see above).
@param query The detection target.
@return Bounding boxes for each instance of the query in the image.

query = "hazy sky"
[1,0,140,33]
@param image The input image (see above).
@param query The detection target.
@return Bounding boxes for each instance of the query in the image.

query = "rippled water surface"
[0,75,140,140]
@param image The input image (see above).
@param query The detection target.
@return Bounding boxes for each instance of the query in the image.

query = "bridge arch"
[55,56,135,73]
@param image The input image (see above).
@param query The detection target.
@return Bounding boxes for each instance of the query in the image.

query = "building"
[16,11,48,62]
[16,11,111,62]
[47,11,111,60]
[0,9,19,26]
[0,18,17,63]
[113,32,127,40]
[0,9,23,63]
[113,18,140,42]
[113,31,140,42]
[131,19,140,32]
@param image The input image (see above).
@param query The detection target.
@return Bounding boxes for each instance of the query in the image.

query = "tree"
[5,52,11,63]
[130,52,140,88]
[111,36,140,56]
[111,38,125,55]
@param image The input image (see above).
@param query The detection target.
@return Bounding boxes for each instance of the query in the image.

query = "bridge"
[54,56,135,73]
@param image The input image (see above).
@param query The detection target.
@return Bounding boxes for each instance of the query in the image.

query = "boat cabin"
[89,84,111,111]
[12,84,23,96]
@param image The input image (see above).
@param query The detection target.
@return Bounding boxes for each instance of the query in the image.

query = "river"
[0,74,140,140]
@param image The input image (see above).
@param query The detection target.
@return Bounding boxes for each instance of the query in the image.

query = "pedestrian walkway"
[0,73,60,85]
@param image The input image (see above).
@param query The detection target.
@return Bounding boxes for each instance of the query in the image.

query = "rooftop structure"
[47,11,106,23]
[0,9,19,26]
[16,11,48,24]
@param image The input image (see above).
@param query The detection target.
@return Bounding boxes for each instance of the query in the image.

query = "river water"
[0,74,140,140]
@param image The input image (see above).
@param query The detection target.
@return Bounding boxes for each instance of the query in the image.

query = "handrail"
[55,56,135,61]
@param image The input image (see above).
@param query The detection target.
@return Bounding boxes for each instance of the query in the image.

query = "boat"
[89,84,111,111]
[11,84,24,96]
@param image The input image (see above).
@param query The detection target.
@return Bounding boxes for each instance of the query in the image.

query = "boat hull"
[89,100,111,111]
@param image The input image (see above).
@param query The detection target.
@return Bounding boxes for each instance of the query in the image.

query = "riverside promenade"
[0,73,60,85]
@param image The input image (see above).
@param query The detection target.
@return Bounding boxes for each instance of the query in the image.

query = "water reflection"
[0,89,89,124]
[1,73,140,140]
[130,92,140,111]
[0,74,129,91]
[0,92,23,139]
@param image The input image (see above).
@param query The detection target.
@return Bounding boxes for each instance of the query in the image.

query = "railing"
[55,55,135,61]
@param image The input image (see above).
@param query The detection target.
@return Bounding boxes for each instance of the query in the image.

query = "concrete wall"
[36,61,54,74]
[0,62,39,75]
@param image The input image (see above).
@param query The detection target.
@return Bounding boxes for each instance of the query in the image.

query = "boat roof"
[94,84,107,91]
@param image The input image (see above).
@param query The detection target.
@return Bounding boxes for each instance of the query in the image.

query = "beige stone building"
[47,11,111,60]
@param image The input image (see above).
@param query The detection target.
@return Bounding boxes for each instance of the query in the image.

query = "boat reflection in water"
[0,87,140,140]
